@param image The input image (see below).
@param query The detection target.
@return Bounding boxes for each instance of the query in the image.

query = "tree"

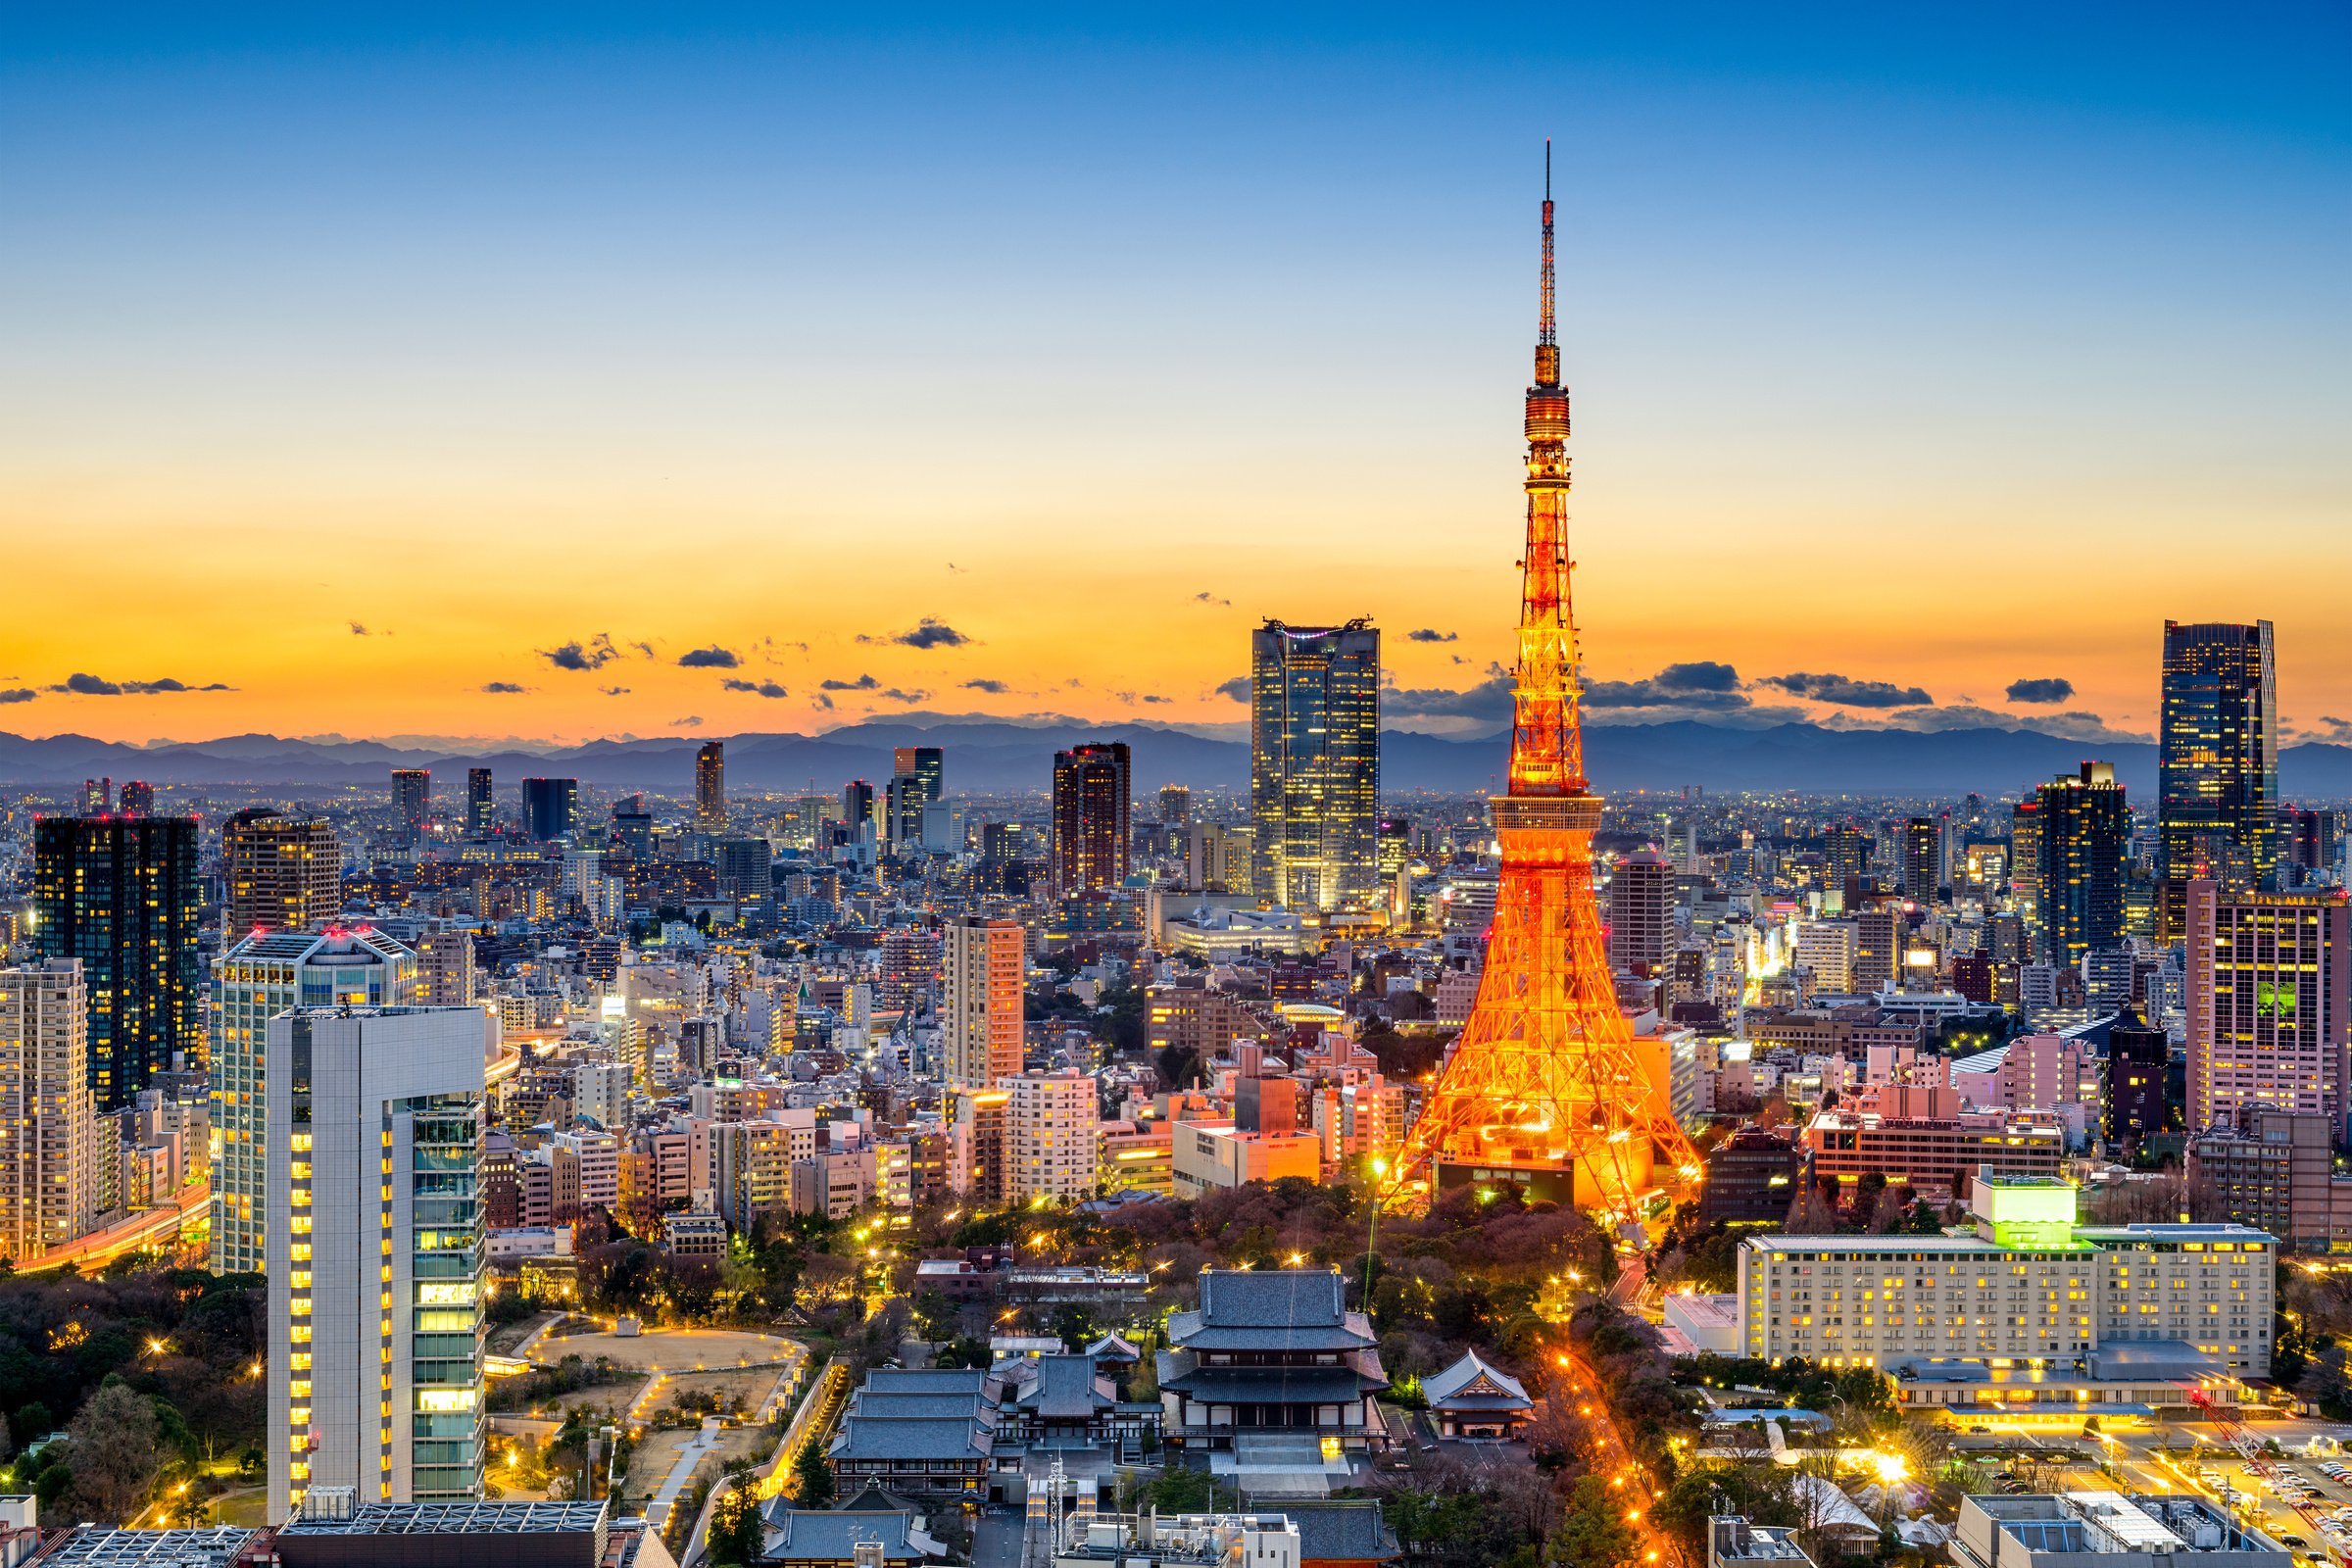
[708,1484,762,1565]
[794,1441,836,1507]
[912,1290,959,1344]
[61,1381,162,1525]
[1552,1474,1637,1568]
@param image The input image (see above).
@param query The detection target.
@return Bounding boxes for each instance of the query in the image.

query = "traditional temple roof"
[1421,1349,1532,1412]
[1165,1270,1378,1353]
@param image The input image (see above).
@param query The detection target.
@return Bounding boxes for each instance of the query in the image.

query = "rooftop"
[32,1530,262,1567]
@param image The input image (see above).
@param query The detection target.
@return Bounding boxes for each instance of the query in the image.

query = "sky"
[1,4,2346,749]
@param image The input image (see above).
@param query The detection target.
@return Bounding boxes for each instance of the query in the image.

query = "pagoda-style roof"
[1166,1270,1378,1354]
[1422,1349,1532,1412]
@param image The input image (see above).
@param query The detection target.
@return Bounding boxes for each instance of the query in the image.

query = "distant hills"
[6,718,2350,801]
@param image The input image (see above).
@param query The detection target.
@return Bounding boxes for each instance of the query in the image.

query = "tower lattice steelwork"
[1392,152,1701,1221]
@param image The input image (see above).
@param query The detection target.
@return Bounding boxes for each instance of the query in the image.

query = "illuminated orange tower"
[1393,149,1700,1221]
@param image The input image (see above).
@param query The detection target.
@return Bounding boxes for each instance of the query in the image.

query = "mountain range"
[6,718,2351,801]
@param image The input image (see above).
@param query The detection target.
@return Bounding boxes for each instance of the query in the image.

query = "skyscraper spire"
[1537,139,1558,387]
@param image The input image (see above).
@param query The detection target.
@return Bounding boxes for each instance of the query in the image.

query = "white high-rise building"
[266,1006,486,1517]
[212,928,417,1276]
[1796,919,1859,997]
[1004,1069,1099,1205]
[0,959,98,1260]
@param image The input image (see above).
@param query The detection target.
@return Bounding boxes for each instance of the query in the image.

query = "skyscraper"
[32,814,200,1109]
[0,958,98,1261]
[2035,761,2131,971]
[612,794,654,858]
[465,766,494,835]
[2160,619,2278,939]
[1606,849,1676,978]
[211,927,418,1275]
[1157,784,1192,826]
[1050,743,1131,895]
[267,1005,485,1516]
[942,915,1024,1089]
[223,808,343,936]
[2184,882,2349,1134]
[842,779,874,832]
[521,777,577,841]
[2007,799,2044,937]
[1900,816,1939,904]
[117,780,154,817]
[695,740,726,831]
[894,746,945,806]
[391,768,432,840]
[1823,821,1866,898]
[1250,618,1381,911]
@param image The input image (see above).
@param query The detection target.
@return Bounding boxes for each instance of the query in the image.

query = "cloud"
[880,687,931,704]
[348,621,371,636]
[2006,677,2077,705]
[721,678,791,698]
[0,689,34,705]
[1863,704,2149,743]
[1214,676,1250,703]
[1406,628,1458,643]
[676,645,741,668]
[1387,676,1515,721]
[1115,691,1176,707]
[479,681,528,694]
[962,678,1011,694]
[1193,591,1231,608]
[629,640,656,659]
[598,685,630,697]
[811,693,835,710]
[49,673,234,696]
[669,715,704,727]
[1584,661,1749,710]
[820,673,881,692]
[1757,670,1934,709]
[855,617,973,650]
[540,634,619,671]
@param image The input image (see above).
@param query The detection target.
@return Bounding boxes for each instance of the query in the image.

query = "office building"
[1698,1128,1798,1226]
[942,915,1023,1089]
[1607,849,1676,977]
[267,1005,486,1516]
[33,814,201,1110]
[1796,919,1858,996]
[612,794,653,858]
[1853,907,1899,993]
[465,767,493,835]
[714,837,771,906]
[0,958,98,1261]
[1250,618,1381,912]
[1157,784,1192,825]
[1823,823,1866,894]
[1004,1069,1099,1205]
[223,809,343,937]
[2184,881,2350,1134]
[1051,743,1131,895]
[2036,762,2130,970]
[1738,1175,2277,1410]
[2105,1006,2172,1150]
[1799,1102,2066,1191]
[117,779,154,816]
[695,740,725,831]
[1953,1493,2289,1568]
[2160,620,2279,939]
[212,927,418,1275]
[895,746,945,808]
[884,772,926,851]
[391,769,431,841]
[521,777,577,842]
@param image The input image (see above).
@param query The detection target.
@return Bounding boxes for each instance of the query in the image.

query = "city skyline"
[3,7,2347,747]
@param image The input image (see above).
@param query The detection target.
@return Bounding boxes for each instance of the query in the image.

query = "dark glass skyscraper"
[1250,617,1381,911]
[466,766,494,835]
[520,776,577,841]
[2035,760,2131,971]
[2159,619,2278,939]
[33,814,201,1108]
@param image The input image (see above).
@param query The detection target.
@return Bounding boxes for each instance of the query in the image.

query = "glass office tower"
[1250,618,1381,911]
[2159,619,2278,940]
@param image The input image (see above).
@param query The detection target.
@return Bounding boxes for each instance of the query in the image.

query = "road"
[27,1182,210,1273]
[1554,1342,1685,1568]
[648,1420,724,1532]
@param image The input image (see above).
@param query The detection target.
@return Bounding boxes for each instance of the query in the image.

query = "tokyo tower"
[1391,150,1701,1221]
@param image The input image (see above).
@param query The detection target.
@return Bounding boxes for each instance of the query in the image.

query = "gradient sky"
[2,4,2346,748]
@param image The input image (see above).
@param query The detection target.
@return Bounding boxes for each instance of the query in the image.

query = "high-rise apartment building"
[266,1005,485,1516]
[1796,919,1859,996]
[521,777,577,842]
[1250,618,1380,912]
[465,767,494,835]
[416,925,477,1008]
[1004,1069,1100,1205]
[1050,743,1131,895]
[223,809,343,937]
[942,915,1023,1089]
[33,814,200,1110]
[695,741,726,831]
[2035,762,2131,970]
[1823,823,1867,895]
[1157,785,1192,826]
[1606,849,1676,977]
[0,959,98,1261]
[1901,816,1939,903]
[2008,800,2043,934]
[1852,907,1899,993]
[117,780,154,817]
[2184,880,2350,1134]
[2160,620,2279,939]
[391,769,432,841]
[211,927,418,1275]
